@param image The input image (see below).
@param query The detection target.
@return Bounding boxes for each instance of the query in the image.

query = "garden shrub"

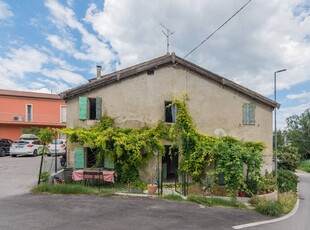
[129,178,147,191]
[278,146,301,171]
[277,169,298,193]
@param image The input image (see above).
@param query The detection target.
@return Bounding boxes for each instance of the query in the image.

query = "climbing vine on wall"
[61,94,266,195]
[62,115,165,183]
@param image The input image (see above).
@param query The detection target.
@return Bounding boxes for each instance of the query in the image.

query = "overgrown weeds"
[251,191,297,217]
[32,183,116,196]
[298,160,310,173]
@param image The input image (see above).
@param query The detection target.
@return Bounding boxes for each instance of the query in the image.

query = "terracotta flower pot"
[147,184,157,195]
[238,191,246,197]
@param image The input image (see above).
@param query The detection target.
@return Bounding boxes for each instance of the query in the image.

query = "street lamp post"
[274,69,286,177]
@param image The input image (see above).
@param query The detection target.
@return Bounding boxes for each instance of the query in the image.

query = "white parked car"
[10,140,43,157]
[48,139,66,156]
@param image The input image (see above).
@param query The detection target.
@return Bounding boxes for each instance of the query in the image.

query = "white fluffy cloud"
[45,0,119,71]
[0,45,86,93]
[0,46,48,78]
[84,0,310,96]
[0,0,13,20]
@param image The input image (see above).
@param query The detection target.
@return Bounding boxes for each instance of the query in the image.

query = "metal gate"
[175,171,189,196]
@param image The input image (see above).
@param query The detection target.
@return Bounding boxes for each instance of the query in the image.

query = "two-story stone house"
[61,53,278,181]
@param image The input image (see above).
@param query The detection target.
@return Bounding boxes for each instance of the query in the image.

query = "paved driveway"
[0,155,62,198]
[0,194,271,230]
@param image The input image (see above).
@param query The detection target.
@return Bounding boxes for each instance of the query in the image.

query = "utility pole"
[160,23,174,53]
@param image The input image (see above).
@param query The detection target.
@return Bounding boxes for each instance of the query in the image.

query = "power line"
[183,0,252,59]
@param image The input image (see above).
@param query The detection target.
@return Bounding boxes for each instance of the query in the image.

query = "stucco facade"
[0,89,67,140]
[62,53,277,177]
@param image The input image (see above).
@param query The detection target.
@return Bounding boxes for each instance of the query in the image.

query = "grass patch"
[32,183,116,196]
[298,160,310,173]
[254,200,283,217]
[162,194,245,208]
[162,194,185,202]
[251,191,297,217]
[188,196,246,208]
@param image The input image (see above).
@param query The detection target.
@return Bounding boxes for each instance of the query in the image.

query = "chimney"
[96,65,102,80]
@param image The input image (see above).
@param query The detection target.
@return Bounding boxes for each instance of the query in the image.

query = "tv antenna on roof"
[160,23,174,53]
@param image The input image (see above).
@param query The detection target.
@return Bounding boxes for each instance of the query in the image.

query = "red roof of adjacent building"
[0,89,61,100]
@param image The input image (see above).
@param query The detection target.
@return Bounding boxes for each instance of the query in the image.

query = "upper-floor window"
[79,97,102,120]
[243,103,256,125]
[60,106,67,123]
[164,101,177,123]
[26,104,32,122]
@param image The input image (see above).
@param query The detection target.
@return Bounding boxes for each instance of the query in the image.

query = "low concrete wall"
[256,190,278,201]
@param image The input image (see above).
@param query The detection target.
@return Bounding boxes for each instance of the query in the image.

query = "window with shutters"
[79,96,102,120]
[85,147,114,169]
[243,103,256,125]
[164,101,177,123]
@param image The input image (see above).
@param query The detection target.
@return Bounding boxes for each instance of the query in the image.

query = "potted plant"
[147,166,158,195]
[203,172,214,196]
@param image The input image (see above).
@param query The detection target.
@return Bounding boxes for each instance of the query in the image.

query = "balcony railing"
[0,112,66,124]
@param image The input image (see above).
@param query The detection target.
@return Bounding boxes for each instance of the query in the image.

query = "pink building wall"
[0,89,66,141]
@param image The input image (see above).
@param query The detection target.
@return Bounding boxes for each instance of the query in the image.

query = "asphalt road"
[0,155,62,198]
[0,194,271,230]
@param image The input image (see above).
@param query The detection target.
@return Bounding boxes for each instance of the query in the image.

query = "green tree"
[37,128,55,184]
[278,146,300,171]
[21,127,41,136]
[285,109,310,159]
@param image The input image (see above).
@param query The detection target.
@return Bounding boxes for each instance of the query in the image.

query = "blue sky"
[1,0,310,129]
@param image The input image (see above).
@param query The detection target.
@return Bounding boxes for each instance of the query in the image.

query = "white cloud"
[287,91,310,100]
[37,77,79,94]
[46,34,75,53]
[45,0,119,72]
[0,1,13,20]
[84,0,310,97]
[42,68,86,85]
[0,46,48,78]
[0,44,87,93]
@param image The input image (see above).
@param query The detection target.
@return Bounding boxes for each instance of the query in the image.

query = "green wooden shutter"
[243,104,249,125]
[79,97,87,120]
[74,147,85,169]
[104,155,115,169]
[96,97,102,120]
[249,103,256,125]
[243,103,256,125]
